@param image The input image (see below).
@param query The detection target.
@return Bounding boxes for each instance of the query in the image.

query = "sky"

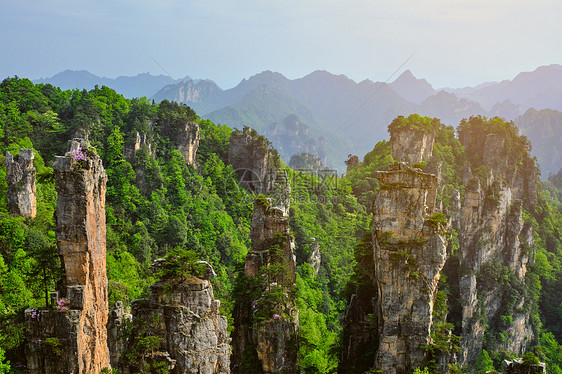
[1,0,561,89]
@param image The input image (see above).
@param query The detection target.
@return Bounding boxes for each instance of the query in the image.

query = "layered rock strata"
[455,175,535,364]
[122,262,230,374]
[231,197,299,374]
[372,162,447,373]
[108,301,131,369]
[5,148,36,218]
[389,127,435,164]
[173,121,200,166]
[25,139,110,373]
[229,127,286,197]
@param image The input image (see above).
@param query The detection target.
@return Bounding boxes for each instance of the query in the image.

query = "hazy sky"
[1,0,561,89]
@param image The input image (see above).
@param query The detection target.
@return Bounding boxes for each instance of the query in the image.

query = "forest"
[0,77,562,373]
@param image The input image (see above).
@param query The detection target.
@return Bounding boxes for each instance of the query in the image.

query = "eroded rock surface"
[373,163,447,373]
[231,197,299,374]
[454,132,537,366]
[5,148,36,218]
[122,266,230,374]
[228,126,285,197]
[503,358,546,373]
[389,128,435,164]
[25,138,110,373]
[174,122,200,166]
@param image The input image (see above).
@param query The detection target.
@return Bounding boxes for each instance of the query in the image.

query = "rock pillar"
[122,261,230,374]
[372,162,447,373]
[25,139,109,373]
[231,197,299,374]
[5,148,36,218]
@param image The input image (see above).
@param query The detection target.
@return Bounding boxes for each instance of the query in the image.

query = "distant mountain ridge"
[33,70,188,99]
[33,65,562,174]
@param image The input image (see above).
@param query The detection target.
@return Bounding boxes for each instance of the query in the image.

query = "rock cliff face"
[231,197,299,374]
[341,131,445,373]
[108,301,131,369]
[373,162,447,373]
[229,126,284,196]
[124,132,152,162]
[503,358,546,373]
[175,121,200,166]
[454,133,536,365]
[390,128,435,164]
[25,139,110,373]
[5,148,36,218]
[122,262,230,374]
[342,118,539,372]
[164,120,200,165]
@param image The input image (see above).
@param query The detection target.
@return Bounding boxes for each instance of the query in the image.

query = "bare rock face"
[455,135,536,366]
[390,128,435,164]
[373,162,447,373]
[175,122,200,165]
[503,358,546,373]
[231,197,299,374]
[308,239,321,275]
[108,301,132,369]
[5,148,36,218]
[25,139,110,373]
[340,290,378,373]
[228,127,285,197]
[124,132,152,162]
[122,266,230,374]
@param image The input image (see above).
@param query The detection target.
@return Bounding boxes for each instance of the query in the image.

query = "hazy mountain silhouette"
[34,70,178,98]
[36,65,562,173]
[389,70,436,104]
[516,108,562,176]
[445,64,562,112]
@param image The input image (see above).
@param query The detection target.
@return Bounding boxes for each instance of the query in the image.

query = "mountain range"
[33,65,562,175]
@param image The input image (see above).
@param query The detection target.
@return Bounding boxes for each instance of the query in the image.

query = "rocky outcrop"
[229,127,285,196]
[174,122,200,165]
[340,288,378,373]
[124,132,152,162]
[108,301,131,369]
[455,134,536,366]
[25,139,110,373]
[503,358,546,373]
[231,197,299,374]
[389,128,435,164]
[122,261,230,374]
[5,148,36,218]
[373,163,447,373]
[345,154,360,172]
[308,239,321,275]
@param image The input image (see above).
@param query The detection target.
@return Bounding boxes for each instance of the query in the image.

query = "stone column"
[5,148,36,218]
[53,138,109,373]
[231,197,299,374]
[372,162,447,374]
[25,139,109,373]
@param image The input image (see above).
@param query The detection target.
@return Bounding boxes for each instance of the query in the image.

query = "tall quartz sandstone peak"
[229,126,286,197]
[167,121,200,165]
[455,166,536,364]
[25,139,110,373]
[5,148,36,218]
[122,261,230,374]
[390,127,435,164]
[231,197,299,374]
[373,162,448,373]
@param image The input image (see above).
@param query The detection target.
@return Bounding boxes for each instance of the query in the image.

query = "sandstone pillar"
[231,197,299,374]
[25,139,109,373]
[5,148,36,218]
[372,162,447,373]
